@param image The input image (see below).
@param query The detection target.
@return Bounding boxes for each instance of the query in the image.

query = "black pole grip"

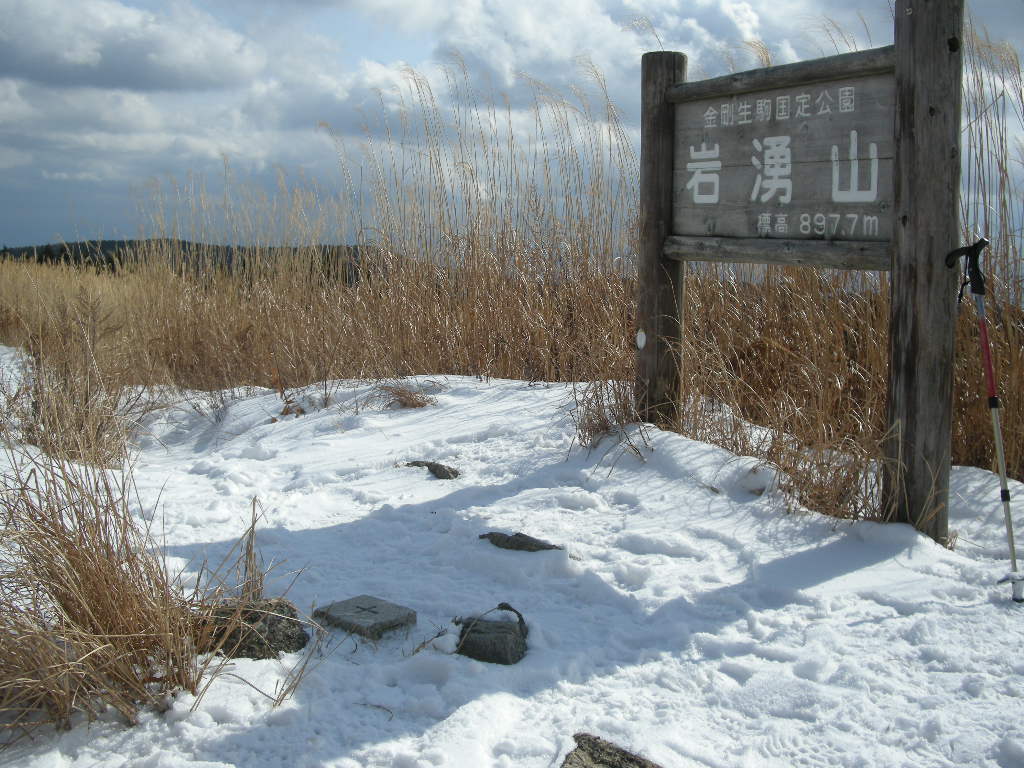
[946,237,989,296]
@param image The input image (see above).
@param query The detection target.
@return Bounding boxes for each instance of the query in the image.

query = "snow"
[3,350,1023,767]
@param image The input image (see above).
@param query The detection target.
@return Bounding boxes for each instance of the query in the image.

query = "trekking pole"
[946,237,1023,602]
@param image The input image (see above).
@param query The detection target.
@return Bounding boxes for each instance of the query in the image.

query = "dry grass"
[675,266,891,518]
[0,444,313,745]
[374,382,438,410]
[954,19,1024,481]
[0,439,205,740]
[0,26,1019,516]
[0,14,1020,746]
[570,378,648,462]
[0,54,638,396]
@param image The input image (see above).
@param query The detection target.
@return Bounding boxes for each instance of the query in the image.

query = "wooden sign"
[637,0,966,545]
[673,73,894,243]
[662,47,897,272]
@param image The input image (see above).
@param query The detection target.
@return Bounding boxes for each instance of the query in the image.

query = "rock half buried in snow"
[454,602,528,665]
[405,460,460,479]
[206,597,309,660]
[479,531,562,552]
[561,733,664,768]
[313,594,416,640]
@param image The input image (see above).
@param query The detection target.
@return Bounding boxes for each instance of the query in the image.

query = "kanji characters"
[831,129,878,203]
[685,143,722,204]
[750,136,792,204]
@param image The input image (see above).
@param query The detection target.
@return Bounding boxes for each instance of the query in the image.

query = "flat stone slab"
[480,531,562,552]
[313,595,416,640]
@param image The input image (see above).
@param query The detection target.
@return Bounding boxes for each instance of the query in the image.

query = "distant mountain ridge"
[0,239,365,283]
[1,239,148,265]
[1,238,361,263]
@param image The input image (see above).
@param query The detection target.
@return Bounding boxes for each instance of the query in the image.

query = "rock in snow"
[453,602,529,665]
[205,597,309,660]
[405,460,460,479]
[561,733,663,768]
[479,530,563,551]
[2,353,1021,768]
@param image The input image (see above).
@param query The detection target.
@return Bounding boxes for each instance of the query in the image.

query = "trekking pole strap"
[946,237,990,299]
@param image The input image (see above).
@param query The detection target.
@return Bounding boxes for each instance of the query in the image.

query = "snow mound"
[3,362,1021,768]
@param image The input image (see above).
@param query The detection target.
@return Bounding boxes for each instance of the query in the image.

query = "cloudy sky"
[0,0,1020,247]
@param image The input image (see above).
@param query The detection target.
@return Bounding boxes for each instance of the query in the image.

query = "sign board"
[673,73,895,243]
[639,4,967,547]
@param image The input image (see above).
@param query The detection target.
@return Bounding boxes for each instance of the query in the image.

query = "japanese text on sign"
[673,74,894,241]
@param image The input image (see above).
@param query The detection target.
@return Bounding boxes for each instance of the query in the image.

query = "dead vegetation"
[0,27,1019,512]
[0,426,312,745]
[0,440,202,740]
[0,26,1017,505]
[374,382,438,410]
[0,16,1020,742]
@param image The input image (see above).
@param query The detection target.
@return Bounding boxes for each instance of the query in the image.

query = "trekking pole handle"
[945,237,990,296]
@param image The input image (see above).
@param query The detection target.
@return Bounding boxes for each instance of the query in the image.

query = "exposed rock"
[480,531,562,552]
[454,602,528,665]
[561,733,664,768]
[205,597,309,660]
[406,460,460,479]
[313,594,416,640]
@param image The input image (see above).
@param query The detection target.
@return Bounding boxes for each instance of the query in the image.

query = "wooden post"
[883,0,965,544]
[637,51,686,425]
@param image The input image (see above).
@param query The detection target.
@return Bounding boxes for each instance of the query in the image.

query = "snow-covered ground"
[3,352,1023,767]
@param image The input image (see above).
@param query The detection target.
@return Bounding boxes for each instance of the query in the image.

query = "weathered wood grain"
[663,235,890,271]
[881,0,965,544]
[637,51,687,426]
[667,46,894,103]
[673,73,896,241]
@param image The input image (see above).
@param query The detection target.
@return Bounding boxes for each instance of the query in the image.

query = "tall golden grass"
[0,427,313,743]
[0,31,1020,498]
[0,31,1018,494]
[0,439,205,739]
[954,19,1024,480]
[0,20,1020,738]
[676,21,1023,517]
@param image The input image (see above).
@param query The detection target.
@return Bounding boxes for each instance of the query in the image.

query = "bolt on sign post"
[636,0,964,542]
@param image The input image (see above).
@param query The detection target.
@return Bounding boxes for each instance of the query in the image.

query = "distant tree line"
[0,240,367,284]
[0,240,136,271]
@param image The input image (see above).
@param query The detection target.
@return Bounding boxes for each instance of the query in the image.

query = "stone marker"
[405,460,460,479]
[313,595,416,640]
[206,597,309,660]
[454,602,528,665]
[480,531,562,552]
[561,733,664,768]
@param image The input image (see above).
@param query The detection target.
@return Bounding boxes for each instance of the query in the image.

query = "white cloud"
[722,1,760,41]
[5,83,165,134]
[0,0,1020,247]
[0,79,35,124]
[0,0,266,91]
[346,0,452,36]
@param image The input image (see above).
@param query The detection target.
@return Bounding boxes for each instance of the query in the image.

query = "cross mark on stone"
[354,604,379,615]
